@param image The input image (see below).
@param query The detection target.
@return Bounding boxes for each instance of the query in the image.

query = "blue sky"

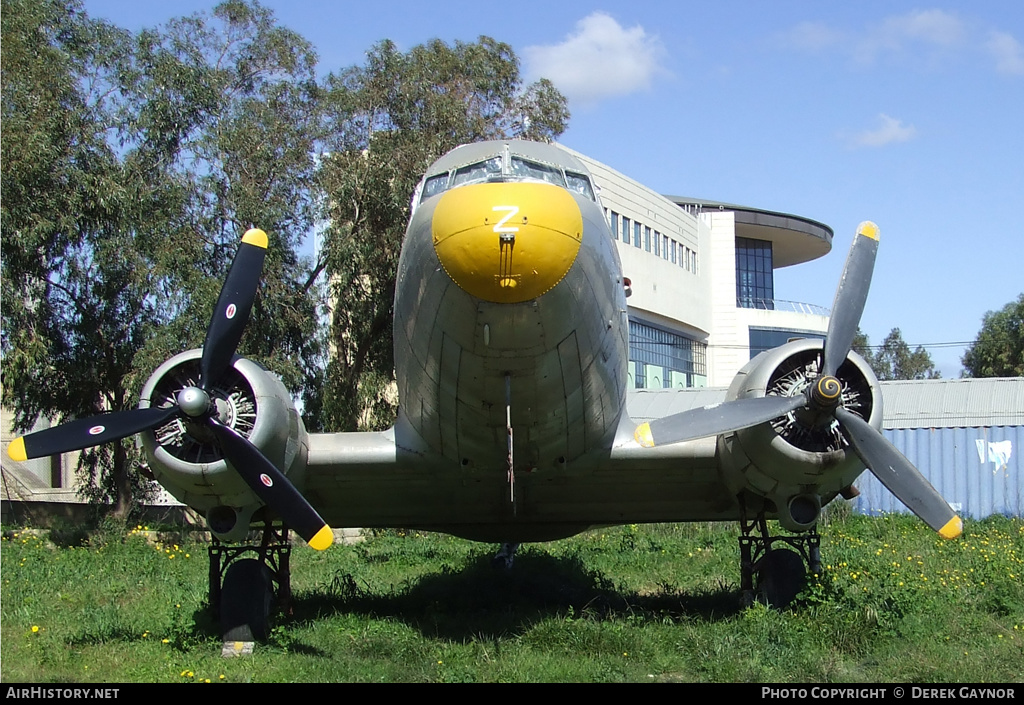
[84,1,1024,377]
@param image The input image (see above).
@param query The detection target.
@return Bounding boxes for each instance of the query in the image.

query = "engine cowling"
[137,349,309,541]
[716,338,882,531]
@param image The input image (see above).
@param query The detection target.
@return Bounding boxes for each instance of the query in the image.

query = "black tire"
[220,558,274,642]
[757,547,807,609]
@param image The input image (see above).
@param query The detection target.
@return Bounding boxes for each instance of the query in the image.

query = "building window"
[633,221,641,248]
[671,240,677,264]
[645,226,652,253]
[662,234,669,260]
[736,237,773,309]
[622,216,631,244]
[610,211,619,241]
[628,318,708,388]
[748,327,824,359]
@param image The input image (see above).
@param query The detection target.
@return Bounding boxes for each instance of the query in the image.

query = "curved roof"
[666,196,833,268]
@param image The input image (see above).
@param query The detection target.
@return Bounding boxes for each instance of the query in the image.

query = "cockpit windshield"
[415,149,596,209]
[509,157,565,187]
[452,156,503,188]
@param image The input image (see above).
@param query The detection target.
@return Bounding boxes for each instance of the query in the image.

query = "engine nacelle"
[717,338,882,531]
[137,349,309,541]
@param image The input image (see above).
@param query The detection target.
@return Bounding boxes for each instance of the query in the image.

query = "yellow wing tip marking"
[308,525,334,551]
[939,515,963,540]
[241,228,269,249]
[7,438,27,462]
[634,423,655,448]
[857,221,880,241]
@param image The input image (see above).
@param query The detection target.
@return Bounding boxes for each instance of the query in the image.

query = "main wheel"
[220,558,274,642]
[757,547,806,608]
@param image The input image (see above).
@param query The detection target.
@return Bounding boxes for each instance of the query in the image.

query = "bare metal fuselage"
[303,142,727,542]
[394,170,628,474]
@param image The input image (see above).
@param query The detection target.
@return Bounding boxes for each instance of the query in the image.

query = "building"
[581,147,1021,521]
[567,147,833,389]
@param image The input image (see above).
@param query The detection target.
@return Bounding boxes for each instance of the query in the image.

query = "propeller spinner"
[6,229,333,551]
[634,221,962,540]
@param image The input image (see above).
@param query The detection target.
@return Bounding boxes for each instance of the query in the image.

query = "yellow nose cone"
[432,182,583,303]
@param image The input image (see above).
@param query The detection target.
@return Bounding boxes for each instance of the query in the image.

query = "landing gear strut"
[492,542,520,570]
[209,520,293,651]
[739,508,821,608]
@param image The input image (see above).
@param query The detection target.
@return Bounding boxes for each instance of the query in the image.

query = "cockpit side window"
[565,171,595,201]
[422,172,451,200]
[452,156,503,188]
[510,157,566,187]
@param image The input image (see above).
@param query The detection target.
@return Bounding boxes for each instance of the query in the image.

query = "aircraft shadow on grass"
[282,550,744,643]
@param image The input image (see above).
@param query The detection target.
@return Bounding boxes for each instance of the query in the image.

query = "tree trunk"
[112,441,132,520]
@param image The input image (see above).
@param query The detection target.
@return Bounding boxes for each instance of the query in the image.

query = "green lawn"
[2,514,1022,682]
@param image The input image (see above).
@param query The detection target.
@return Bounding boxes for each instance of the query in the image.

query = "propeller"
[6,228,333,551]
[634,221,962,540]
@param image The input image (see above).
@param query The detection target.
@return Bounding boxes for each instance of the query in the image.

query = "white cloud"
[523,12,666,107]
[849,114,917,148]
[854,9,967,64]
[779,21,847,52]
[781,10,967,65]
[987,30,1024,75]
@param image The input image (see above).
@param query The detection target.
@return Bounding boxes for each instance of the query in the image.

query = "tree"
[855,328,940,381]
[962,293,1024,377]
[2,0,156,513]
[852,328,876,369]
[1,0,323,516]
[312,37,569,431]
[121,0,325,396]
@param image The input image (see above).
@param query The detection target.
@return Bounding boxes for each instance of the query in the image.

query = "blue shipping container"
[851,426,1023,520]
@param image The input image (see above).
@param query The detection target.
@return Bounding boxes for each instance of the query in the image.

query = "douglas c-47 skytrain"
[8,140,961,639]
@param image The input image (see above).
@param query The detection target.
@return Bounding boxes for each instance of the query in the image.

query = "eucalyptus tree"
[2,0,323,515]
[962,294,1024,377]
[854,328,939,381]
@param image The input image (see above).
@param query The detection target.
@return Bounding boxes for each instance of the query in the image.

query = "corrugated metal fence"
[852,426,1023,519]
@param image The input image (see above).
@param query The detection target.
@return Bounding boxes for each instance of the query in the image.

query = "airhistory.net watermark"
[5,688,119,700]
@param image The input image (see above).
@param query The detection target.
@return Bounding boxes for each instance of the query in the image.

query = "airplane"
[7,139,962,638]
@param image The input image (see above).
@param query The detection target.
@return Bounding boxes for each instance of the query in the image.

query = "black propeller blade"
[208,420,333,550]
[6,406,179,463]
[200,228,269,390]
[635,395,806,447]
[635,221,961,539]
[835,407,962,538]
[822,221,878,378]
[6,228,333,550]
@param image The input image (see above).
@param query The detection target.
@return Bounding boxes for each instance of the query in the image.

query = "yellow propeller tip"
[7,437,27,462]
[308,525,334,551]
[241,228,268,249]
[938,515,963,540]
[857,221,880,241]
[634,422,655,448]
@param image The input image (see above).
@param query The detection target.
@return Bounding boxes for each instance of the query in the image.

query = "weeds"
[1,515,1022,682]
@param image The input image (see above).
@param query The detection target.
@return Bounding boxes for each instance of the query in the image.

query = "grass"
[1,513,1022,682]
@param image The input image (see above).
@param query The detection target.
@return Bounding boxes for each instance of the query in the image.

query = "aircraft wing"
[301,398,736,543]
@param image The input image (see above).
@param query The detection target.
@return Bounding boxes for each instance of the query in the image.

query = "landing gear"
[492,542,520,570]
[209,521,292,652]
[739,511,821,608]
